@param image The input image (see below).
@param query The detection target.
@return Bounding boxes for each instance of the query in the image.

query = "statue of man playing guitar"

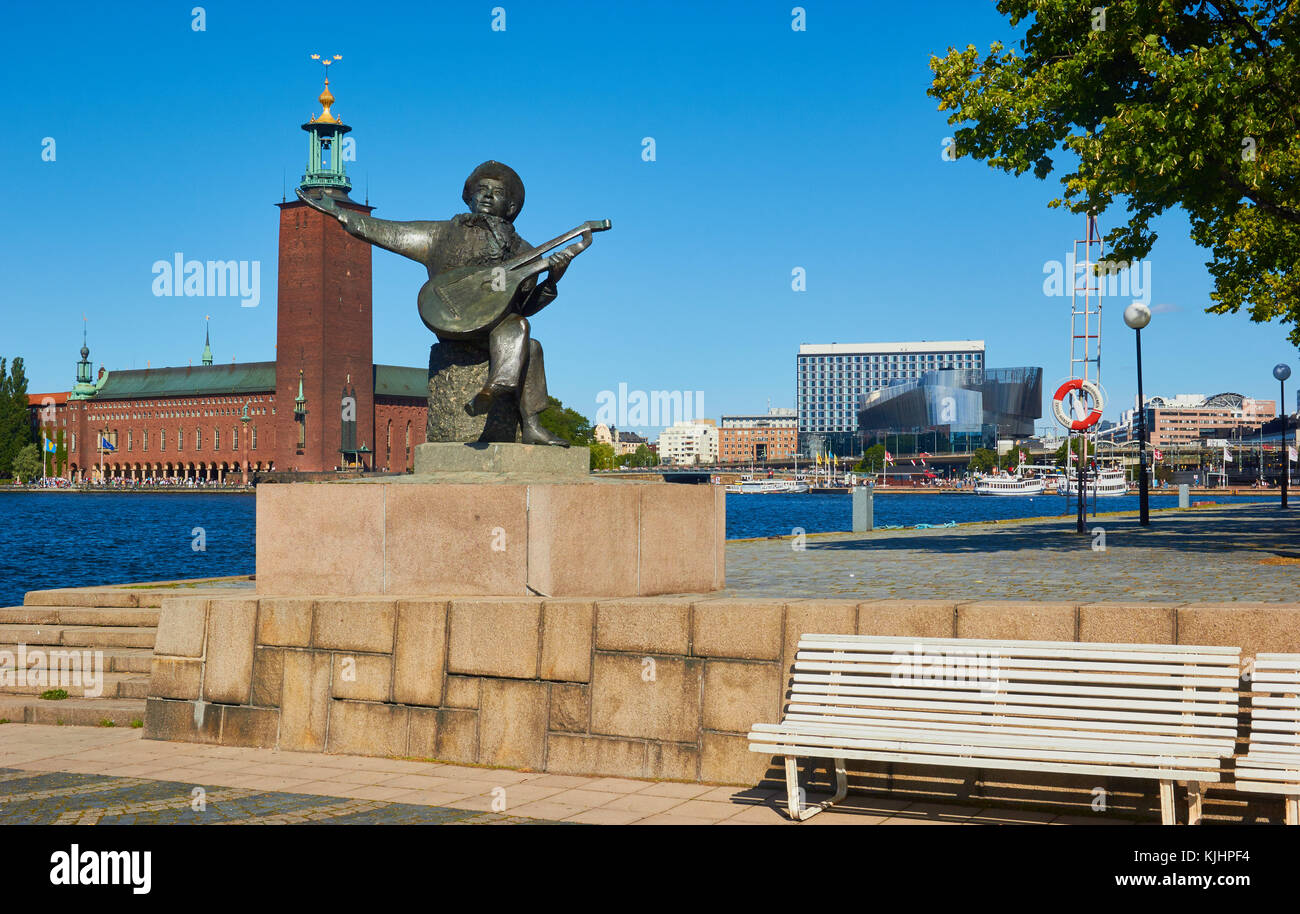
[299,160,608,447]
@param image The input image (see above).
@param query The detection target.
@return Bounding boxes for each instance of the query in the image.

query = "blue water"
[722,491,1281,539]
[0,490,1281,606]
[0,494,256,606]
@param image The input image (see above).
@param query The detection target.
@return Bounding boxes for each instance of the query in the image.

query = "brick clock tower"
[274,57,375,472]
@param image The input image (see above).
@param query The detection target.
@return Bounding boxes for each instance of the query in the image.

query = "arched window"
[405,421,411,463]
[386,420,392,465]
[251,426,257,450]
[213,427,220,451]
[177,428,184,451]
[196,427,202,450]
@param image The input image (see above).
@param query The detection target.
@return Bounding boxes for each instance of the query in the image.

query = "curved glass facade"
[857,367,1042,449]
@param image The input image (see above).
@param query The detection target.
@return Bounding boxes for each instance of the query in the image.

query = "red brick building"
[29,75,428,482]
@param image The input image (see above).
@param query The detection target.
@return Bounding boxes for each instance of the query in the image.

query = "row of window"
[112,427,258,453]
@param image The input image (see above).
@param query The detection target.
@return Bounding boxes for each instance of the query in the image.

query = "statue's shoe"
[464,383,512,417]
[520,417,571,447]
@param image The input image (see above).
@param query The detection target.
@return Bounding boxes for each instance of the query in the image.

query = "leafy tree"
[1054,438,1097,466]
[968,447,998,473]
[538,396,594,446]
[0,357,32,479]
[621,444,659,468]
[11,443,40,483]
[589,442,615,470]
[930,2,1300,344]
[854,443,887,473]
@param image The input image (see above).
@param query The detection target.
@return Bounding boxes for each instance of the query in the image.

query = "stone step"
[0,645,154,675]
[23,589,141,608]
[0,624,155,649]
[0,696,146,728]
[0,606,160,627]
[0,671,150,700]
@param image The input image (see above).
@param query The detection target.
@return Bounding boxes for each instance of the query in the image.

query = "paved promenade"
[0,725,1124,825]
[725,503,1299,603]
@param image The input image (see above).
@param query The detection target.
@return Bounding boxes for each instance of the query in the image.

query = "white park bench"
[749,634,1242,823]
[1235,653,1300,825]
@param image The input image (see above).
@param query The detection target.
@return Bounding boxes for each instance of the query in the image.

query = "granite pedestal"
[256,444,724,597]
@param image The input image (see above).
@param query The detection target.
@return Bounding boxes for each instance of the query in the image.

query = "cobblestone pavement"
[0,725,1130,825]
[725,503,1300,603]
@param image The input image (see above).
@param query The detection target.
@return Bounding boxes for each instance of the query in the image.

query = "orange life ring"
[1052,378,1103,430]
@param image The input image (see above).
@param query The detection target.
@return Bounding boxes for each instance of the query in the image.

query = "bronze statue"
[298,161,609,447]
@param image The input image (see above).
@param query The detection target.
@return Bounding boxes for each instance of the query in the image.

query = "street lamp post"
[1124,303,1152,526]
[1276,363,1292,509]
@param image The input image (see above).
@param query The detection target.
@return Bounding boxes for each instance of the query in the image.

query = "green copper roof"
[373,364,427,400]
[94,362,276,400]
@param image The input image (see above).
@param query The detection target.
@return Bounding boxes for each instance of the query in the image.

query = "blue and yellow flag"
[43,436,56,454]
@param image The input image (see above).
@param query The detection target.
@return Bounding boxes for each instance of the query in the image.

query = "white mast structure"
[1069,213,1104,516]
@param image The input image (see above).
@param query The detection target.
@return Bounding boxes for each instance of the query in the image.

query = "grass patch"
[98,719,117,727]
[40,688,68,701]
[130,719,144,729]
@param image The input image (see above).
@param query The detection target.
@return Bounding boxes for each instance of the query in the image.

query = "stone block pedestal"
[255,473,725,597]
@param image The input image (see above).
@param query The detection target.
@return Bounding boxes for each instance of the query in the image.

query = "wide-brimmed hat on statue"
[462,161,525,221]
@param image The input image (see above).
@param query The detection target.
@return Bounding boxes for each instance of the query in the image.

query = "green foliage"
[616,444,660,468]
[40,688,68,701]
[538,396,594,446]
[130,719,144,729]
[11,443,40,482]
[0,357,33,479]
[930,2,1300,345]
[855,443,887,472]
[589,442,615,470]
[1053,439,1096,466]
[968,447,998,473]
[98,719,117,728]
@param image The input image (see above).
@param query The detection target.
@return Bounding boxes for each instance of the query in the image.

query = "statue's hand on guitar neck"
[544,247,575,283]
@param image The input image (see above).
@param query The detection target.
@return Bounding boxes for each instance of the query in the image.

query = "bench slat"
[783,708,1236,742]
[791,682,1236,715]
[747,740,1225,782]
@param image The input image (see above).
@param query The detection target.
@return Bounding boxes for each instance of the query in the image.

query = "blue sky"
[8,0,1296,436]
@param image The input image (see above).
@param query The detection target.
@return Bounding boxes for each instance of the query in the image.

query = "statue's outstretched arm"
[296,188,442,264]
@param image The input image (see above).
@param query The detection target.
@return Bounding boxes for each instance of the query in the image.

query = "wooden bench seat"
[1236,653,1300,824]
[748,634,1241,823]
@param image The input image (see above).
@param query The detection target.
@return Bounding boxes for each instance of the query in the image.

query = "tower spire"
[202,315,213,365]
[300,54,352,198]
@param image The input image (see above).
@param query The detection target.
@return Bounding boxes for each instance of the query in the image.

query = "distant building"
[1141,393,1276,448]
[797,341,985,456]
[856,367,1042,451]
[718,408,797,463]
[656,420,718,466]
[615,430,648,456]
[593,424,651,456]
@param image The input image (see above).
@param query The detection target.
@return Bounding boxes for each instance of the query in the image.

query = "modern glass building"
[796,341,985,456]
[856,367,1043,451]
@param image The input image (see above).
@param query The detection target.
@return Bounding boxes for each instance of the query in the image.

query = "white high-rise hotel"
[796,341,986,455]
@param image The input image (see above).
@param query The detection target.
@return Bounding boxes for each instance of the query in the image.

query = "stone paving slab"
[725,503,1300,603]
[0,724,1131,825]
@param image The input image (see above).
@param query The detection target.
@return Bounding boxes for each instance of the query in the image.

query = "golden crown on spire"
[308,54,343,124]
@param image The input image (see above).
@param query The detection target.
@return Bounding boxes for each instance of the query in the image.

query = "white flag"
[1289,445,1297,463]
[1223,446,1233,463]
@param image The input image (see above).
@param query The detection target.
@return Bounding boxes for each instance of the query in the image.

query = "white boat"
[725,475,810,494]
[973,468,1046,496]
[1062,459,1128,497]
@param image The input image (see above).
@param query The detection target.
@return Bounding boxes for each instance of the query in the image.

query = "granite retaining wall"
[144,595,1300,821]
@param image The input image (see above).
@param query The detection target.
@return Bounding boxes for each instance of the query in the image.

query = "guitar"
[418,219,611,339]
